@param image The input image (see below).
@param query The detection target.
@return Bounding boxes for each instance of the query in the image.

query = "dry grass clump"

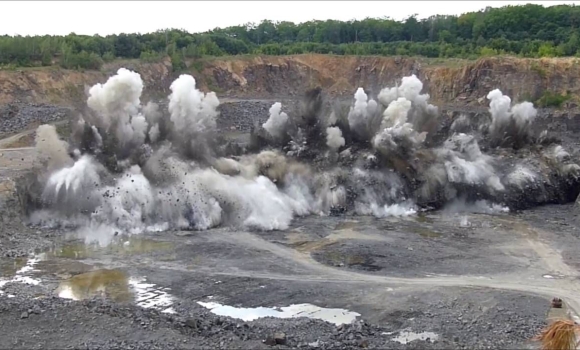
[534,319,579,350]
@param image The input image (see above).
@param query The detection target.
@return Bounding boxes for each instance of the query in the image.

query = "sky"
[2,1,580,36]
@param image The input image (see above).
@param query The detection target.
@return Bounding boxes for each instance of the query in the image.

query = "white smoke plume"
[486,89,537,148]
[416,133,505,205]
[505,164,538,190]
[165,74,221,160]
[263,102,289,140]
[378,74,438,133]
[441,133,504,192]
[86,68,148,150]
[326,126,345,151]
[347,88,381,140]
[41,155,103,215]
[86,68,143,129]
[168,74,219,135]
[543,145,580,178]
[373,97,426,157]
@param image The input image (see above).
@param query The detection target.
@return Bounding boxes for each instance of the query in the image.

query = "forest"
[1,3,580,70]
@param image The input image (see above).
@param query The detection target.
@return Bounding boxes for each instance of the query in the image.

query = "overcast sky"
[2,1,580,36]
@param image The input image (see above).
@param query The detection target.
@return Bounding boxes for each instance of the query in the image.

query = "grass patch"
[535,91,571,108]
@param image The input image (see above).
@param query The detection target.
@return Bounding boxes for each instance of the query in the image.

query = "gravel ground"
[217,101,273,132]
[0,178,59,258]
[0,102,72,137]
[0,285,547,350]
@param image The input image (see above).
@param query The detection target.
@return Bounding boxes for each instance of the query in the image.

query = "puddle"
[129,277,175,313]
[2,246,177,315]
[0,255,43,296]
[57,269,176,314]
[385,331,439,344]
[197,301,360,325]
[56,269,133,302]
[46,237,175,260]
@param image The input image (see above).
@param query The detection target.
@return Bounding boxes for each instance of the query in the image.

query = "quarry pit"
[1,55,580,349]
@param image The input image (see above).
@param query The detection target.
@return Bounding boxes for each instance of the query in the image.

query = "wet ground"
[1,207,578,348]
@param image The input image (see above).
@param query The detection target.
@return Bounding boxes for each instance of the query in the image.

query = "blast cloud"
[347,88,381,141]
[326,126,345,151]
[25,69,580,239]
[263,102,289,140]
[35,124,73,173]
[168,74,219,134]
[487,89,538,148]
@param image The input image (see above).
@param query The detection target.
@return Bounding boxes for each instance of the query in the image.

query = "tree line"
[2,3,580,70]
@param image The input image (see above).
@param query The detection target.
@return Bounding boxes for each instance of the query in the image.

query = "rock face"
[200,55,580,105]
[0,55,579,110]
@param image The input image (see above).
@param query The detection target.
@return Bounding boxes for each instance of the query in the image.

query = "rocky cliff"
[0,54,579,109]
[202,55,580,108]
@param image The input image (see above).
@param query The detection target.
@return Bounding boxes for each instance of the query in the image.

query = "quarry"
[1,54,580,349]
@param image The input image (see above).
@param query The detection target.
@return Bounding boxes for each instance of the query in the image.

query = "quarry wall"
[0,54,578,111]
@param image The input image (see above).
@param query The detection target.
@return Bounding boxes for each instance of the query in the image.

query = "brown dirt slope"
[1,54,579,108]
[0,59,173,106]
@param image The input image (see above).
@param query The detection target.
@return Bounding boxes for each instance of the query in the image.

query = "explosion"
[24,68,580,237]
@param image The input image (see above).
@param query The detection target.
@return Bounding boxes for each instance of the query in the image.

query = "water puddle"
[56,269,133,302]
[0,255,43,297]
[57,269,176,314]
[46,236,175,260]
[129,277,175,313]
[197,301,360,325]
[1,246,177,314]
[384,330,439,344]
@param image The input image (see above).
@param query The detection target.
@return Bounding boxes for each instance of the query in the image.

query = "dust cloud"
[24,68,580,238]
